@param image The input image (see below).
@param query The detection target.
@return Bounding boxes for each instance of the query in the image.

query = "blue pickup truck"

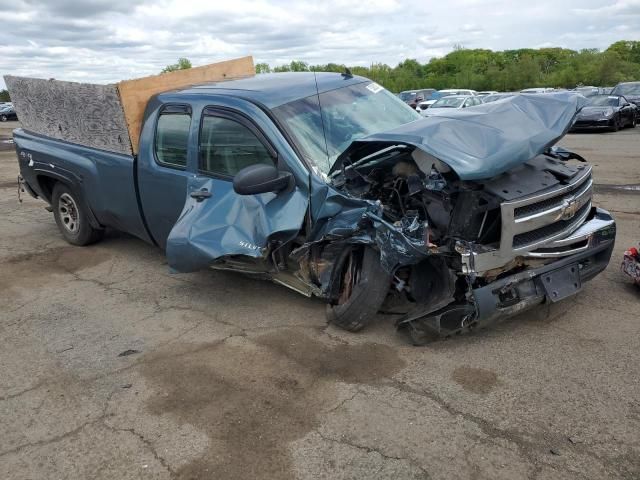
[13,72,616,343]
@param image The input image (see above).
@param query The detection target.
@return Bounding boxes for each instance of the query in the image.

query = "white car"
[520,87,554,94]
[418,95,483,116]
[438,88,478,96]
[477,91,499,97]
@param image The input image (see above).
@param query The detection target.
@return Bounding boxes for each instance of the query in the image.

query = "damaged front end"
[299,144,615,344]
[292,93,615,343]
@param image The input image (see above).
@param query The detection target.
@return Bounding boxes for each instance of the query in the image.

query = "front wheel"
[630,116,637,128]
[610,117,620,132]
[326,247,391,332]
[52,183,104,246]
[0,115,7,122]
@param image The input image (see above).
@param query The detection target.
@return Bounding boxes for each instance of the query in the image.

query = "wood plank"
[4,75,132,155]
[117,56,255,153]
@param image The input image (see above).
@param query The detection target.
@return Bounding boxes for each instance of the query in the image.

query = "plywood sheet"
[117,56,255,153]
[4,75,132,155]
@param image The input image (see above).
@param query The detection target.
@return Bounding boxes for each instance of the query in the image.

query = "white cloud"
[1,0,639,90]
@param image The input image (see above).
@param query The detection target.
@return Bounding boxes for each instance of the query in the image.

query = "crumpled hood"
[333,92,588,181]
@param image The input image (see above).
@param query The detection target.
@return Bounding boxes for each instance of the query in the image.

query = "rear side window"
[155,106,191,168]
[199,115,273,177]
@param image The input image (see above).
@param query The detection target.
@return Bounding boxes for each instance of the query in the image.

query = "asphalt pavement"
[1,121,639,479]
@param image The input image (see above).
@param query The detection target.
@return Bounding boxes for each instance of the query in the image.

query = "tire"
[52,182,104,246]
[0,115,7,122]
[326,247,391,332]
[610,117,620,132]
[630,116,637,128]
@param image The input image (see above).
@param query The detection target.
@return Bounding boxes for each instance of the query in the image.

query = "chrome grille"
[499,166,593,255]
[513,203,591,248]
[513,178,591,219]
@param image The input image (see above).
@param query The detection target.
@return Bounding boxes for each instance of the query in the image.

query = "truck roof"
[164,72,370,108]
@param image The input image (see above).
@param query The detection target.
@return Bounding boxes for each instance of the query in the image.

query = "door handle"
[190,188,212,202]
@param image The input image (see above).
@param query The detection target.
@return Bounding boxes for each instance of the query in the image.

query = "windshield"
[588,95,619,107]
[612,83,640,96]
[432,96,465,108]
[398,91,416,101]
[273,82,421,174]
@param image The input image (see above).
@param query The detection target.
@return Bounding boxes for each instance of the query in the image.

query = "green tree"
[255,63,272,74]
[0,89,10,102]
[161,58,192,74]
[247,40,640,93]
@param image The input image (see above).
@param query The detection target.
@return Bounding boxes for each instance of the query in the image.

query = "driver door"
[166,107,308,273]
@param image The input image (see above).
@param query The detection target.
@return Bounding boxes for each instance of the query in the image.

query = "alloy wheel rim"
[58,193,79,233]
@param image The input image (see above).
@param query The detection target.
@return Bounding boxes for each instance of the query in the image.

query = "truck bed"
[14,128,152,244]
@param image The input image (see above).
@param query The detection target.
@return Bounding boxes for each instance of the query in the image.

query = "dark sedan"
[0,106,18,122]
[570,95,636,132]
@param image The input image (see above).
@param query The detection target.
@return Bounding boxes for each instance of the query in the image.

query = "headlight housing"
[602,108,614,118]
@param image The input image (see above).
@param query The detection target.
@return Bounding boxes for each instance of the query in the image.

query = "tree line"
[254,40,640,93]
[3,40,638,101]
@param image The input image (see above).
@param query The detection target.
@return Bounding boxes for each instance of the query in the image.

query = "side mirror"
[233,164,292,195]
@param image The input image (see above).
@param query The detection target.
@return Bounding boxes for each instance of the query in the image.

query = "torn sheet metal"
[166,176,308,273]
[333,92,588,181]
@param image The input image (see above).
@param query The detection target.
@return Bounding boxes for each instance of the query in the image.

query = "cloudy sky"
[1,0,639,89]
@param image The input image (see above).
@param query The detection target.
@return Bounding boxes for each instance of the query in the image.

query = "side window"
[155,106,191,168]
[199,115,274,177]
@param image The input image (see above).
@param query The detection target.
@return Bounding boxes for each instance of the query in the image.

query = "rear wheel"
[630,116,637,128]
[326,247,391,332]
[0,115,7,122]
[52,183,104,246]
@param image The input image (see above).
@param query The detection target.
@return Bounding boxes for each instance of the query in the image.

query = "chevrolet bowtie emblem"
[560,198,579,220]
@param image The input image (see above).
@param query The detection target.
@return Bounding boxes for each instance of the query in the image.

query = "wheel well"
[37,175,58,203]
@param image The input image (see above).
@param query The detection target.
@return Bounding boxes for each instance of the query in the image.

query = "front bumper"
[399,208,615,340]
[570,118,614,130]
[473,234,614,324]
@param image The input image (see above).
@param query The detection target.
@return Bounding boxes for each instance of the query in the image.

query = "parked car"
[570,94,637,131]
[482,93,517,103]
[418,95,482,116]
[0,105,18,122]
[521,87,554,94]
[611,81,640,110]
[477,91,499,97]
[574,86,600,97]
[11,73,615,343]
[398,89,436,109]
[437,88,478,96]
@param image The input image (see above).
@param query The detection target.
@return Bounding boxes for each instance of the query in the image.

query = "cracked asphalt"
[1,121,639,480]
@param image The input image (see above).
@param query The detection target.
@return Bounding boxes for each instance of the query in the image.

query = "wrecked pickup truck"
[12,72,616,343]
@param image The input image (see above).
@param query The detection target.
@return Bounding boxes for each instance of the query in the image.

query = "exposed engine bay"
[324,144,601,343]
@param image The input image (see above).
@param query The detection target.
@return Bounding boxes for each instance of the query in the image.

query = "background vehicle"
[9,72,615,342]
[570,94,636,131]
[419,94,482,115]
[622,245,640,286]
[574,86,600,97]
[477,91,498,96]
[521,87,554,94]
[611,81,640,110]
[398,89,436,108]
[437,88,478,96]
[482,92,517,103]
[0,105,17,122]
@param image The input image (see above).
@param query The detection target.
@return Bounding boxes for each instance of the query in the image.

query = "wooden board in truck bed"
[4,76,132,155]
[4,56,255,156]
